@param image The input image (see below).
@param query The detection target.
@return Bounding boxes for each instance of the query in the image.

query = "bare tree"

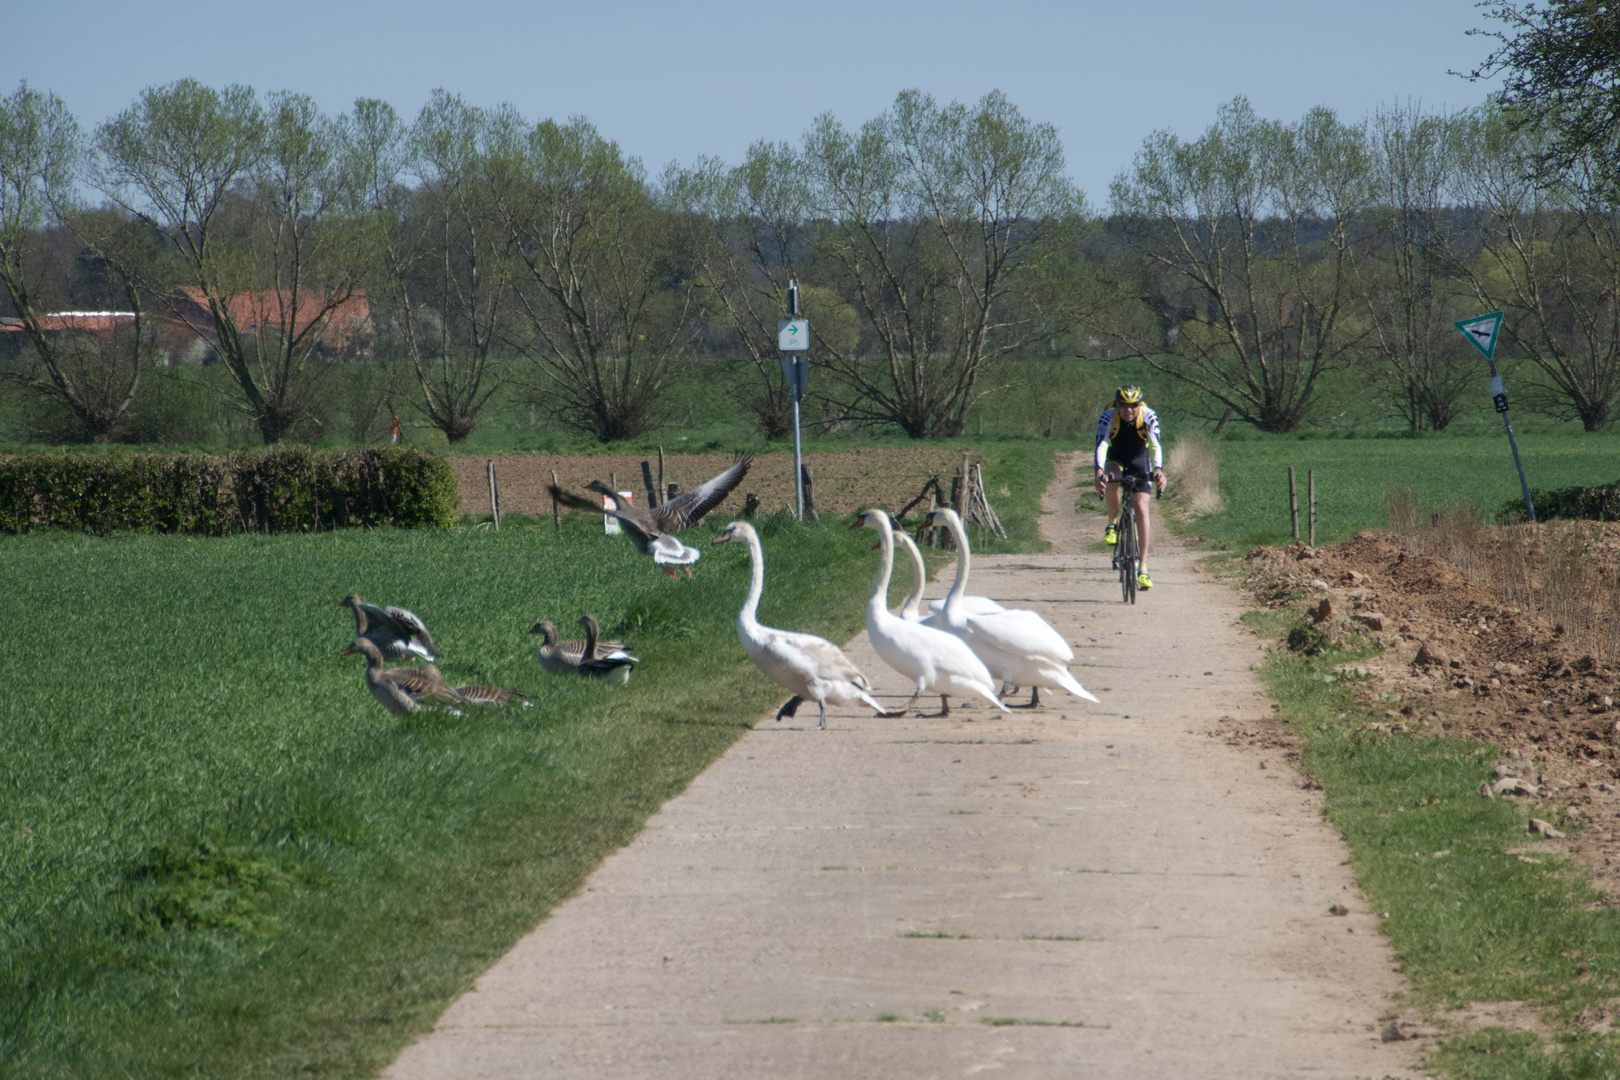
[0,82,148,441]
[1442,103,1620,430]
[1107,97,1371,433]
[801,90,1088,437]
[490,116,692,442]
[351,93,511,442]
[97,80,371,443]
[1358,103,1478,431]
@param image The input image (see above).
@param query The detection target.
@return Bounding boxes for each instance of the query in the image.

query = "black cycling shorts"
[1104,450,1155,494]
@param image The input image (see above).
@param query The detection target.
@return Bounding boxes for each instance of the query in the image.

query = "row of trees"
[3,19,1619,445]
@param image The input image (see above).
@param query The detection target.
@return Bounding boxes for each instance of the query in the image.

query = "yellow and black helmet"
[1114,385,1144,407]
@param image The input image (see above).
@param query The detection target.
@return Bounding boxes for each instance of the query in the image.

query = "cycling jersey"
[1095,404,1163,472]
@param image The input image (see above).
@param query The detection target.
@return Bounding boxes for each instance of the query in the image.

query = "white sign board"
[777,319,809,352]
[603,490,632,535]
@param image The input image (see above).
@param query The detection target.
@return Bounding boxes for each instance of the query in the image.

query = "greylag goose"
[340,636,462,716]
[340,595,438,661]
[548,456,751,577]
[573,614,639,683]
[527,619,635,677]
[924,508,1100,707]
[712,520,900,729]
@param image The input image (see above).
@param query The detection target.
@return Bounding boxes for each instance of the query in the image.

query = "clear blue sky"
[12,0,1501,206]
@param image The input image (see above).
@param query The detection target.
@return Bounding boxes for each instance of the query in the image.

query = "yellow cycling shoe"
[1137,570,1154,590]
[1103,523,1118,545]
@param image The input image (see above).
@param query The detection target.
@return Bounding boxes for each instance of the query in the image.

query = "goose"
[549,456,751,577]
[340,595,438,661]
[450,681,532,707]
[528,619,636,678]
[573,614,639,684]
[924,508,1100,708]
[340,636,462,716]
[712,520,899,728]
[853,510,1007,718]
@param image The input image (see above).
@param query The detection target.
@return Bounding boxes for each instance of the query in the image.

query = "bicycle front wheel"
[1118,510,1138,604]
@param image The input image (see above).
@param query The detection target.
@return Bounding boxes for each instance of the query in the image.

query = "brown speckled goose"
[340,636,461,716]
[527,619,635,677]
[340,595,438,661]
[449,682,532,707]
[548,456,750,577]
[574,614,639,684]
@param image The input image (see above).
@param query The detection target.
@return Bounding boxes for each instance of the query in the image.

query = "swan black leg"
[776,696,804,721]
[1010,686,1042,709]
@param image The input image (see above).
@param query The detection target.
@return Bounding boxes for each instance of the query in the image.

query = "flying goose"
[548,456,751,576]
[713,520,900,728]
[340,595,438,661]
[340,636,462,716]
[854,510,1006,718]
[574,614,639,684]
[528,619,635,678]
[924,508,1100,708]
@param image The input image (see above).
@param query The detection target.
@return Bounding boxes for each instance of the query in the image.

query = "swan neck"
[740,530,765,630]
[869,520,895,612]
[946,516,971,605]
[901,536,926,617]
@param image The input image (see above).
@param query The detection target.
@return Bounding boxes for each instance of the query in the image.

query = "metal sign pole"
[1456,312,1535,522]
[779,280,809,521]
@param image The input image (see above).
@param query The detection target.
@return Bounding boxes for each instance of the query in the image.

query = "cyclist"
[1094,385,1166,590]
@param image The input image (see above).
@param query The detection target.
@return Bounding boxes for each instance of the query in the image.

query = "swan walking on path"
[712,520,900,729]
[341,595,439,661]
[924,507,1100,708]
[854,510,1007,718]
[549,456,751,577]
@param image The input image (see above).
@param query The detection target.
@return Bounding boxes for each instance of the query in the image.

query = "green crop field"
[1180,428,1620,549]
[0,446,1054,1077]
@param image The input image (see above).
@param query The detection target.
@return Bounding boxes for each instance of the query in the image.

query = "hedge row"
[1499,480,1620,524]
[0,447,459,535]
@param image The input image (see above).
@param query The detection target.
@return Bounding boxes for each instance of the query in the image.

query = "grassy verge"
[1243,604,1620,1078]
[0,512,881,1077]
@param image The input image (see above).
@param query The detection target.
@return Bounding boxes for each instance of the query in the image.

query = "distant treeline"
[3,81,1619,447]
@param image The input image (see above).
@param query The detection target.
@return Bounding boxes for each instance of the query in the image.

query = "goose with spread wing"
[340,595,438,661]
[713,520,899,729]
[549,456,751,577]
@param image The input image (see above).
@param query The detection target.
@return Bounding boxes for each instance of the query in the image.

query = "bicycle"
[1104,467,1161,605]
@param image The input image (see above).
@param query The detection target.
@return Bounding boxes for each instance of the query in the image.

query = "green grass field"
[0,448,1053,1077]
[1183,427,1620,550]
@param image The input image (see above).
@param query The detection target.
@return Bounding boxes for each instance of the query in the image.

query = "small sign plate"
[777,319,809,352]
[1455,312,1504,360]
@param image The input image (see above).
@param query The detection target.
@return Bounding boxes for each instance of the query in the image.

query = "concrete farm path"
[384,452,1421,1080]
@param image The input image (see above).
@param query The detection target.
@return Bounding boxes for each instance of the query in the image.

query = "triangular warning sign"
[1455,312,1503,360]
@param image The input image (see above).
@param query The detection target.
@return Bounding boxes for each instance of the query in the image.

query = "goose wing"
[382,606,437,659]
[385,664,459,705]
[549,484,659,555]
[651,456,750,532]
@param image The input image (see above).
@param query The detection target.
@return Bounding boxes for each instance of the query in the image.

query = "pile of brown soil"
[1239,528,1620,896]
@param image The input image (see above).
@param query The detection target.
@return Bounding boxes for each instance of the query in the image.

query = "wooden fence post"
[657,446,665,505]
[1288,466,1299,540]
[744,493,759,519]
[487,459,500,531]
[640,460,657,509]
[801,464,818,521]
[1308,469,1316,547]
[551,470,560,531]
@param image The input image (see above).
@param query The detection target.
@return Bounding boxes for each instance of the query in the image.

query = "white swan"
[924,507,1100,707]
[712,521,899,729]
[855,510,1007,717]
[886,526,1004,622]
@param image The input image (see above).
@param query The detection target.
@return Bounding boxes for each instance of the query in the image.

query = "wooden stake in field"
[801,464,818,521]
[487,459,501,531]
[1288,467,1299,540]
[1308,469,1316,548]
[551,470,560,531]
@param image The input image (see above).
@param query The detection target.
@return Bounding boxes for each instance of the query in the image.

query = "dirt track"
[386,453,1422,1079]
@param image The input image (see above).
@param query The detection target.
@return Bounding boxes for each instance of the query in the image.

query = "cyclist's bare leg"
[1104,481,1121,524]
[1134,489,1152,568]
